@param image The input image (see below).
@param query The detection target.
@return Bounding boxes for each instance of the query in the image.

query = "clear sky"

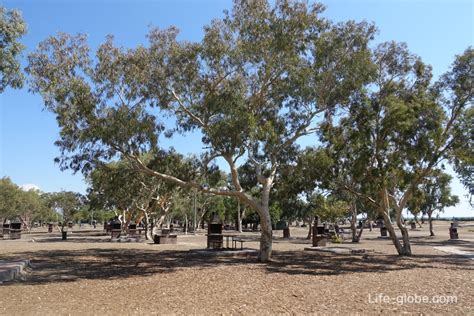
[1,0,473,217]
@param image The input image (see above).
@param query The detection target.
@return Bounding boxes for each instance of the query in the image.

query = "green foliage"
[88,150,192,210]
[26,0,375,206]
[442,48,474,206]
[408,170,460,217]
[0,177,48,226]
[45,191,85,230]
[268,201,282,224]
[0,177,20,219]
[320,43,472,210]
[310,194,349,223]
[0,6,26,93]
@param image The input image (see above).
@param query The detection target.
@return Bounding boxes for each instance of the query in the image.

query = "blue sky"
[1,0,473,216]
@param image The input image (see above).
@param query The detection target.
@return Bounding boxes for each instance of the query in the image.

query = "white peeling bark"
[257,178,274,262]
[381,188,412,256]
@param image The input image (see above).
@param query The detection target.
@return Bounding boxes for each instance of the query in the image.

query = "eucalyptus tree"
[0,177,48,230]
[0,177,20,222]
[0,6,26,93]
[347,196,379,242]
[446,51,474,206]
[189,170,230,230]
[88,150,195,239]
[16,188,47,232]
[309,194,348,223]
[88,162,139,225]
[26,0,375,261]
[88,161,158,236]
[276,147,347,237]
[439,48,473,207]
[408,170,459,236]
[46,191,85,233]
[321,44,473,255]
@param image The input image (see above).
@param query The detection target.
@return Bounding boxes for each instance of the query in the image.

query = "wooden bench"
[232,237,246,250]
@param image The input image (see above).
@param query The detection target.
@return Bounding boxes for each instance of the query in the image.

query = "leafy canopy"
[26,0,375,196]
[0,6,26,93]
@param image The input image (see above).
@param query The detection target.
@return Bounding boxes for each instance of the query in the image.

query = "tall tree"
[88,150,195,239]
[46,191,85,233]
[26,0,375,261]
[321,44,473,255]
[0,6,26,93]
[0,177,47,230]
[408,170,459,236]
[442,49,474,206]
[0,177,20,222]
[16,188,47,232]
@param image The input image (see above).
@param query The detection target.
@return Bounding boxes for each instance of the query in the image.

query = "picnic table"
[206,233,245,250]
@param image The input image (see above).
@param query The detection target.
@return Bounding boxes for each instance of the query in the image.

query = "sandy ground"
[0,221,472,315]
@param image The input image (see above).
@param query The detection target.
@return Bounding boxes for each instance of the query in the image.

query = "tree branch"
[171,90,206,128]
[125,151,261,211]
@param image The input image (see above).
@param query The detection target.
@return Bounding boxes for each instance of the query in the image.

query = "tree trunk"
[428,211,435,236]
[305,216,314,239]
[356,220,365,241]
[256,181,273,262]
[144,212,153,241]
[196,207,207,231]
[184,214,188,235]
[350,207,365,243]
[258,206,272,262]
[350,205,358,242]
[396,220,412,255]
[19,216,32,234]
[414,213,422,228]
[380,189,411,255]
[237,199,242,233]
[381,210,405,254]
[394,204,411,255]
[143,213,149,240]
[156,214,166,231]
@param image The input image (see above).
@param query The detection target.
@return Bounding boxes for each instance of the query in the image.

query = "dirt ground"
[0,221,473,315]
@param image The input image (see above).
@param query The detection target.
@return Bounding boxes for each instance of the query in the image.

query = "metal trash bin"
[449,224,459,239]
[10,223,22,240]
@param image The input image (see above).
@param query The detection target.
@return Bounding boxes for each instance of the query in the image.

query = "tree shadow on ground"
[1,246,472,287]
[265,250,472,276]
[2,248,250,286]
